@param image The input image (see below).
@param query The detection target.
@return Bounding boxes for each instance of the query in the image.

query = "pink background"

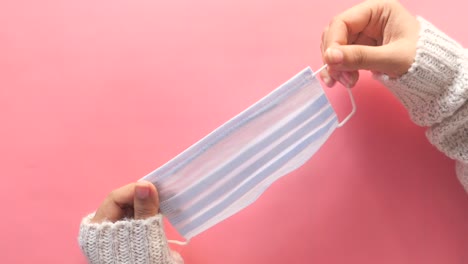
[1,0,467,263]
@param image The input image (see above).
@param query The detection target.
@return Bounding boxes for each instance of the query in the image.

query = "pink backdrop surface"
[1,0,467,263]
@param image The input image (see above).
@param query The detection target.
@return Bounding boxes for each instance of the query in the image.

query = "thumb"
[325,43,405,77]
[134,181,160,220]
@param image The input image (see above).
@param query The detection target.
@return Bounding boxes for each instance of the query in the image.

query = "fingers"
[326,41,414,78]
[323,44,389,87]
[340,70,359,88]
[133,181,160,220]
[321,0,419,86]
[319,68,336,87]
[322,68,359,88]
[320,0,383,87]
[91,181,160,223]
[320,2,375,87]
[322,1,375,50]
[91,183,136,223]
[325,44,391,72]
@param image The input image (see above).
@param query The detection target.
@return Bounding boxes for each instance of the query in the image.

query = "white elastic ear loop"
[168,239,190,246]
[336,87,356,127]
[313,64,356,127]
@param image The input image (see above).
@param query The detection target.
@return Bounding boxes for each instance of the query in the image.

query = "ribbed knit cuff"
[78,213,179,264]
[376,17,468,127]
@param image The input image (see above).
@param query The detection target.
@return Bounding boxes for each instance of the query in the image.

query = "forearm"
[376,17,468,191]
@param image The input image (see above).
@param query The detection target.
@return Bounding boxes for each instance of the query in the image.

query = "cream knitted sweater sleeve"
[376,17,468,192]
[78,213,183,264]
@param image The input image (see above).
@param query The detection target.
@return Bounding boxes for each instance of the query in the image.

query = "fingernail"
[338,75,351,88]
[322,75,332,86]
[136,184,150,199]
[326,48,344,64]
[341,72,353,84]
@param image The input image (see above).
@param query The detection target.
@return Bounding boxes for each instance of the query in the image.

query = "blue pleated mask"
[142,66,355,240]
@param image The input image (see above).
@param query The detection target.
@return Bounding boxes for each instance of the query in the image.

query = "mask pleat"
[142,67,341,239]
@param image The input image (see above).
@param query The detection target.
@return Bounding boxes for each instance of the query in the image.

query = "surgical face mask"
[141,65,355,240]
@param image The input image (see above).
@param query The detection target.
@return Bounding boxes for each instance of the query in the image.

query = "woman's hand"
[320,0,420,88]
[91,181,160,223]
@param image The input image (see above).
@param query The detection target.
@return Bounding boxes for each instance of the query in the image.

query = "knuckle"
[329,16,340,25]
[352,48,367,67]
[107,190,117,200]
[136,207,156,217]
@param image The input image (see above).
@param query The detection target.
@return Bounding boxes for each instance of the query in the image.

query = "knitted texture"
[376,17,468,192]
[78,213,183,264]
